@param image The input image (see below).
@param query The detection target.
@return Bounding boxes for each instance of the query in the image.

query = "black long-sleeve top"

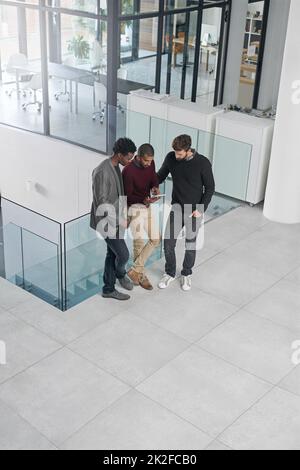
[157,151,215,212]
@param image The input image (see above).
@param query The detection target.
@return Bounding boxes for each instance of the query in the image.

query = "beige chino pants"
[128,204,161,275]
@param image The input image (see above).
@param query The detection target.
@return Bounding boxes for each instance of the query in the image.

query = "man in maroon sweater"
[123,144,161,290]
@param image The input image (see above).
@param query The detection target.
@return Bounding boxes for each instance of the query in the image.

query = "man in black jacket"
[157,134,215,292]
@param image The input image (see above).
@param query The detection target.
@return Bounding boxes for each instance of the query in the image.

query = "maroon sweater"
[123,159,159,207]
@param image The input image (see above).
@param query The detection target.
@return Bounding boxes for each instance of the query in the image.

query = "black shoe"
[102,290,131,301]
[118,275,134,291]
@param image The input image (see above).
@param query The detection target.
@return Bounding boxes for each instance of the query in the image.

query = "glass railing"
[0,105,251,310]
[1,198,63,309]
[63,184,166,310]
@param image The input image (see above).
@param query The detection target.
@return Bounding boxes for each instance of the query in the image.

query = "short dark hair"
[138,143,154,158]
[113,138,137,156]
[172,135,192,152]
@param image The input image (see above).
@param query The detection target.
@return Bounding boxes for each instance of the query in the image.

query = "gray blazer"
[90,158,125,231]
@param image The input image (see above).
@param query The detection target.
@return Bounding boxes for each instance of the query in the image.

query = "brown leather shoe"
[127,269,141,286]
[139,274,154,291]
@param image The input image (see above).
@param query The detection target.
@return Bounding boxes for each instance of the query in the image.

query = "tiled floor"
[0,203,300,450]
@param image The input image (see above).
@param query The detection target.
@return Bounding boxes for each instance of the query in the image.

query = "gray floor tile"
[0,310,61,384]
[261,221,300,243]
[130,285,238,342]
[205,440,232,451]
[137,347,271,437]
[0,305,7,315]
[192,253,279,307]
[62,390,212,450]
[69,313,189,386]
[0,348,129,446]
[245,279,300,333]
[285,267,300,286]
[198,310,297,384]
[223,227,300,278]
[219,204,268,231]
[219,388,300,450]
[9,294,120,345]
[203,209,259,253]
[279,366,300,397]
[0,399,57,450]
[0,278,37,310]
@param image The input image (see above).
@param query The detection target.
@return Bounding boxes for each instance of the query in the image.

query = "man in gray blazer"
[91,138,137,301]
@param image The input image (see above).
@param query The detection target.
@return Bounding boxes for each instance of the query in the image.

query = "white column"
[263,0,300,224]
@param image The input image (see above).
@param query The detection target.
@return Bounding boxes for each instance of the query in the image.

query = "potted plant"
[67,35,90,64]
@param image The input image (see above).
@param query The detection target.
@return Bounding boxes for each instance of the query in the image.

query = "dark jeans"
[103,237,129,294]
[164,206,202,278]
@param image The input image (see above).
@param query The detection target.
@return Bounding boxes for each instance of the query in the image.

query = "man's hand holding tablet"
[143,187,166,207]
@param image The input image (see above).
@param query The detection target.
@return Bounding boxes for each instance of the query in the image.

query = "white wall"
[0,125,104,223]
[264,0,300,223]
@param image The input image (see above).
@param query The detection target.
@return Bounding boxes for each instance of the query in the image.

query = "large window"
[0,3,43,133]
[47,12,108,149]
[0,0,230,154]
[238,0,270,109]
[119,0,230,104]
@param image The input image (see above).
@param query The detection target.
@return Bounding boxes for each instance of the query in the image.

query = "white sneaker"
[158,274,175,290]
[181,275,192,292]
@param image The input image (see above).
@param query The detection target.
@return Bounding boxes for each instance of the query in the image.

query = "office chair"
[22,73,43,112]
[90,40,107,74]
[117,68,128,80]
[54,56,75,101]
[93,81,107,124]
[165,32,185,68]
[5,53,30,97]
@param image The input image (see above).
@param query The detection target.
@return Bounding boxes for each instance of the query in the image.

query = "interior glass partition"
[238,0,270,109]
[46,10,108,150]
[56,0,107,15]
[1,198,63,309]
[0,3,44,133]
[196,6,222,105]
[119,0,231,106]
[0,0,231,153]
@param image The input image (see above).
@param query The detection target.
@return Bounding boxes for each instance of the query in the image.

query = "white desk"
[172,38,218,72]
[13,62,92,114]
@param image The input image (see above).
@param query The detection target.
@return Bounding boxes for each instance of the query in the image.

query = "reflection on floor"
[1,204,300,450]
[206,193,241,221]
